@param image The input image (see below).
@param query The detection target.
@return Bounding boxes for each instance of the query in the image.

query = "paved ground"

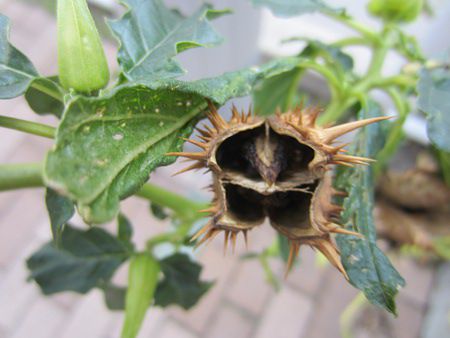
[0,2,445,338]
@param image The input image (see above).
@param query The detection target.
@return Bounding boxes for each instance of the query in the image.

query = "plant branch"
[332,37,369,48]
[31,81,64,102]
[0,163,44,190]
[340,292,368,338]
[320,26,396,125]
[328,13,379,43]
[285,69,305,109]
[146,220,195,250]
[372,75,417,90]
[374,88,409,176]
[319,96,357,125]
[136,184,207,220]
[0,162,206,219]
[298,60,343,97]
[0,115,55,139]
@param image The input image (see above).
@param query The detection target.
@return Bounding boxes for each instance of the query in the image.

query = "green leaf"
[102,254,213,312]
[251,0,340,17]
[103,283,127,311]
[418,67,450,152]
[27,225,131,294]
[0,14,38,99]
[150,203,169,220]
[302,40,354,72]
[252,41,354,116]
[44,57,301,224]
[45,188,75,245]
[45,85,205,224]
[394,30,425,62]
[25,77,65,118]
[335,102,405,315]
[277,234,290,262]
[121,254,160,338]
[154,253,212,309]
[253,67,303,116]
[109,0,228,81]
[177,56,302,105]
[434,148,450,187]
[433,236,450,260]
[118,213,133,246]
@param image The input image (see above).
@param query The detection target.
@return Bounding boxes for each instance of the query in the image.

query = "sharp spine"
[322,116,391,144]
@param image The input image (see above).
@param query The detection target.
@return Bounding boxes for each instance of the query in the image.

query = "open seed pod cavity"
[168,103,388,279]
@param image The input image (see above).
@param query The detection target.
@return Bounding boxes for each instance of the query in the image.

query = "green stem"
[0,163,44,190]
[298,60,342,97]
[284,69,305,109]
[435,149,450,187]
[340,292,368,338]
[354,27,395,93]
[320,27,395,125]
[0,162,206,219]
[146,220,195,250]
[366,47,389,80]
[31,81,64,102]
[332,36,370,48]
[135,183,207,219]
[328,13,379,43]
[319,96,357,125]
[0,115,55,138]
[259,254,280,291]
[372,75,417,90]
[146,233,179,249]
[374,88,409,177]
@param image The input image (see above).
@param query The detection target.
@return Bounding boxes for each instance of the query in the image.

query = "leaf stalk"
[0,115,56,139]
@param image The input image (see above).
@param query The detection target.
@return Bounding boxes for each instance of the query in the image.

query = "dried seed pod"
[168,103,388,278]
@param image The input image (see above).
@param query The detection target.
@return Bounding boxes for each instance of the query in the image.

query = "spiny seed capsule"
[168,103,389,279]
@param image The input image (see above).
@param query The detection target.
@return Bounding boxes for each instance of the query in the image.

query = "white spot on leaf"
[113,133,124,141]
[95,159,108,167]
[348,254,360,264]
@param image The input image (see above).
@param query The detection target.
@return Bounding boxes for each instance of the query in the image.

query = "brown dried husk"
[376,155,450,256]
[168,103,389,279]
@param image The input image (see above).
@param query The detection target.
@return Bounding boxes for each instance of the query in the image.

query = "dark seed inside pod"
[215,126,263,180]
[223,182,318,230]
[224,184,265,223]
[215,125,315,185]
[266,182,319,229]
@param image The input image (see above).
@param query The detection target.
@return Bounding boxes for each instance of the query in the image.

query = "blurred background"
[0,0,449,337]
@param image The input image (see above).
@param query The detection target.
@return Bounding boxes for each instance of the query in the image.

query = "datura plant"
[0,0,449,337]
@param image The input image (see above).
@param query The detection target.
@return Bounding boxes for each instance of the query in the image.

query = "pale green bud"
[57,0,110,92]
[368,0,424,23]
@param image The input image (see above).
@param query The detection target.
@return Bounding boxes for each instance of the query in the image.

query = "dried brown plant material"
[375,200,434,251]
[168,103,388,278]
[379,169,450,211]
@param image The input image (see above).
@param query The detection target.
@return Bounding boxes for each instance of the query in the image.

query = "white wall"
[258,0,450,75]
